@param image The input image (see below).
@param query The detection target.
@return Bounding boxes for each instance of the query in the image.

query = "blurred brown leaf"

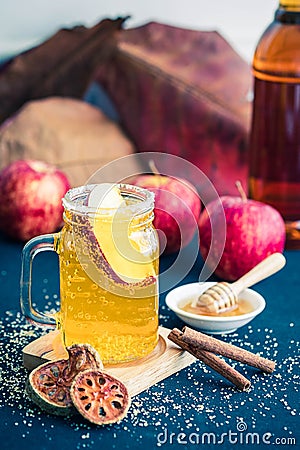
[0,17,126,124]
[94,22,252,195]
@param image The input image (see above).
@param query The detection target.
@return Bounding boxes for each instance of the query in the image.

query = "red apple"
[199,192,286,281]
[131,174,201,254]
[0,159,71,241]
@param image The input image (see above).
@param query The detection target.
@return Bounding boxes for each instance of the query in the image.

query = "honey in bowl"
[181,298,254,317]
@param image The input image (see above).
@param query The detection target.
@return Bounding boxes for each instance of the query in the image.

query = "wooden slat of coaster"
[22,326,196,397]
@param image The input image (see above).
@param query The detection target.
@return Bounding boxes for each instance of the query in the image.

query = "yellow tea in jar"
[55,184,159,364]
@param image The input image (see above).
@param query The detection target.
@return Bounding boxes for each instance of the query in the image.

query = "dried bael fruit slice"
[26,359,75,416]
[65,343,103,381]
[71,369,131,425]
[26,343,103,416]
[72,183,158,292]
[88,184,155,283]
[73,215,157,292]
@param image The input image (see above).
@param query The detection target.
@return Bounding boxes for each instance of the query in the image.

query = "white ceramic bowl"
[165,282,266,334]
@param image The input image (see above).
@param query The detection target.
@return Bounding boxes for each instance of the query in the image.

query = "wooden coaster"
[22,326,196,397]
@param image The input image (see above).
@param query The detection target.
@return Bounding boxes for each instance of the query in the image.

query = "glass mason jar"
[20,183,159,364]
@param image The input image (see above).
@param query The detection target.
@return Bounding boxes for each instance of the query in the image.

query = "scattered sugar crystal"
[0,308,299,446]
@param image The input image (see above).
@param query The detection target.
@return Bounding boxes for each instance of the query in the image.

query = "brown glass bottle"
[249,0,300,249]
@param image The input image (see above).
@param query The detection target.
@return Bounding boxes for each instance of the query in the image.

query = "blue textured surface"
[0,231,299,449]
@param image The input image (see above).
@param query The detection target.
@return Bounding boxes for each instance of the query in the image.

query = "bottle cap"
[280,0,300,9]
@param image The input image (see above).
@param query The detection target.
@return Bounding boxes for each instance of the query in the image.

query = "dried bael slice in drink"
[26,343,103,416]
[89,184,157,283]
[73,184,158,293]
[71,369,131,425]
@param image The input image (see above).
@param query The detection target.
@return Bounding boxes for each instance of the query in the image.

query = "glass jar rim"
[62,183,155,218]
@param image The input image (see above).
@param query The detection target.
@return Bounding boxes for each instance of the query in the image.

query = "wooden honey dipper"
[192,253,286,313]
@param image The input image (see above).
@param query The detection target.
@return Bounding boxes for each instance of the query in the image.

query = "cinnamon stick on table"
[179,326,276,373]
[168,327,276,391]
[169,329,251,391]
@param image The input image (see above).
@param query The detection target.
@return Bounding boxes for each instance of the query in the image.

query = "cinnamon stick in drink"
[168,328,251,391]
[179,326,275,373]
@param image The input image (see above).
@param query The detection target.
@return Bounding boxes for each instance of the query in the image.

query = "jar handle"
[20,233,59,327]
